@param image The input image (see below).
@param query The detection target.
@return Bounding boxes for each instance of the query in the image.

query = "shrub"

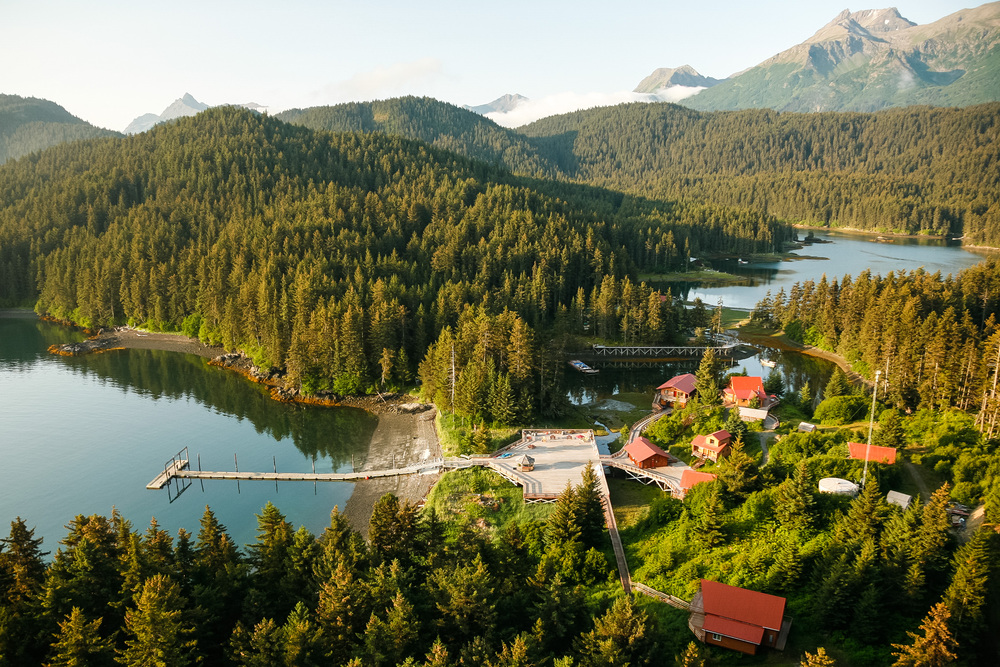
[813,395,870,425]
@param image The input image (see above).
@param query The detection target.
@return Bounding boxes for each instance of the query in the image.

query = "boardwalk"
[147,417,684,598]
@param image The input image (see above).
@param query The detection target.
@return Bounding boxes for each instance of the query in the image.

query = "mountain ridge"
[683,2,1000,112]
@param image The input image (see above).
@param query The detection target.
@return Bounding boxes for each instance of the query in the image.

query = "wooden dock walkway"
[148,456,445,488]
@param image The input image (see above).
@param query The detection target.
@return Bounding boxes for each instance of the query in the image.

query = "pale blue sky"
[1,0,982,131]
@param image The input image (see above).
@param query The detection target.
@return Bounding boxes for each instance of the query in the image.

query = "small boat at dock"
[760,359,777,368]
[569,359,599,374]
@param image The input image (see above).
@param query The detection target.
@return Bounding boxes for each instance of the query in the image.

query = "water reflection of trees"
[59,346,377,465]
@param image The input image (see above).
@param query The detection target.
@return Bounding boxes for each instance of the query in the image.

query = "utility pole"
[862,369,882,489]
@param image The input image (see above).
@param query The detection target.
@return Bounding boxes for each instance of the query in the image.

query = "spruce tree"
[775,460,815,530]
[801,647,837,666]
[890,602,957,667]
[547,482,581,547]
[116,574,199,667]
[675,641,705,667]
[717,435,759,499]
[696,348,721,405]
[575,596,653,667]
[48,607,115,667]
[696,482,724,548]
[573,462,606,549]
[824,369,850,399]
[874,408,907,450]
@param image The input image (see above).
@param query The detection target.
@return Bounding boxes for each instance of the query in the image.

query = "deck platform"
[146,458,190,489]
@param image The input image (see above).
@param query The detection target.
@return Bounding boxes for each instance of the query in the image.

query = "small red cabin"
[691,429,732,462]
[623,437,672,469]
[690,579,791,655]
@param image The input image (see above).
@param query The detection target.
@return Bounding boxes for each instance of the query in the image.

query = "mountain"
[463,93,529,115]
[685,2,1000,112]
[633,65,724,93]
[0,94,120,164]
[123,94,265,134]
[124,93,209,134]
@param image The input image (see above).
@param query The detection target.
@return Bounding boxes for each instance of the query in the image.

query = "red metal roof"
[703,615,765,645]
[701,579,786,632]
[848,442,897,464]
[726,376,764,401]
[624,437,669,463]
[657,373,697,395]
[679,469,717,491]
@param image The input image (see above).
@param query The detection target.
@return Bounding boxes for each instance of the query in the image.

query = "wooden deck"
[146,458,191,489]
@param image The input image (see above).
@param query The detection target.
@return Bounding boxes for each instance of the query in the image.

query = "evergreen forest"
[0,106,786,413]
[280,97,1000,245]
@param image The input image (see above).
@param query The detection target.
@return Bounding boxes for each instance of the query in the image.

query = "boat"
[760,359,777,368]
[738,258,749,265]
[569,359,599,374]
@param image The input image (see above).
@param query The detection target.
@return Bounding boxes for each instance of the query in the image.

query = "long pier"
[147,452,445,489]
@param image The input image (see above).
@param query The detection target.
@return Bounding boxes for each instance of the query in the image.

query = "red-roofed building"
[654,373,698,410]
[623,437,672,469]
[848,442,897,464]
[689,579,791,655]
[692,429,732,462]
[722,376,775,408]
[678,469,717,498]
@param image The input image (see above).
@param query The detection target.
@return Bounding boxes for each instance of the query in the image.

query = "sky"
[1,0,982,132]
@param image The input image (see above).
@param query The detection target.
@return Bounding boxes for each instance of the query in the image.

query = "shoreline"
[793,224,1000,252]
[35,314,445,533]
[737,327,871,388]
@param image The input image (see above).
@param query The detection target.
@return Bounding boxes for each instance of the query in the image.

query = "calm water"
[568,230,992,407]
[681,229,991,309]
[0,313,375,554]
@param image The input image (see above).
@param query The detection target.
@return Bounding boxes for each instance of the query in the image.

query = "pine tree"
[547,482,581,546]
[801,647,837,666]
[572,462,606,549]
[696,348,721,405]
[941,530,991,653]
[874,408,907,450]
[775,460,815,529]
[116,574,199,666]
[696,482,724,548]
[717,435,759,499]
[891,602,958,667]
[575,596,653,667]
[47,607,115,667]
[824,369,850,399]
[675,641,705,667]
[763,370,785,398]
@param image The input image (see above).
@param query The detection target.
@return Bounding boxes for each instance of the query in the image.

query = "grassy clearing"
[435,411,521,457]
[424,467,553,534]
[637,269,743,285]
[607,477,664,530]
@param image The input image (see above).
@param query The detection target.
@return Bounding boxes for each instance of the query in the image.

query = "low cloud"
[485,86,705,127]
[318,58,444,102]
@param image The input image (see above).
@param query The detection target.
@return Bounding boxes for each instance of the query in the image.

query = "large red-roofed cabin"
[654,373,698,410]
[690,579,791,654]
[848,442,897,464]
[623,437,672,469]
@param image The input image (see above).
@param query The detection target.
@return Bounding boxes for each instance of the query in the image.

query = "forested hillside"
[281,97,1000,246]
[753,259,1000,427]
[0,106,787,409]
[521,102,1000,245]
[276,98,561,179]
[0,94,120,164]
